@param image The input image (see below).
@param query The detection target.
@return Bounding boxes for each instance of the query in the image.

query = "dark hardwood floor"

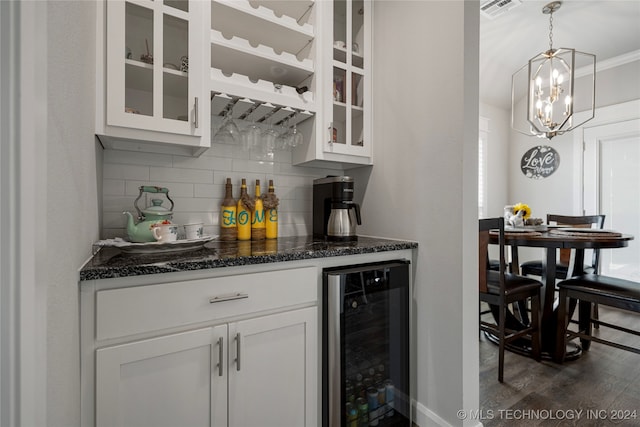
[480,304,640,426]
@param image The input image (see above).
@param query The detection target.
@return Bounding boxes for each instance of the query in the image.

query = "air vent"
[480,0,523,19]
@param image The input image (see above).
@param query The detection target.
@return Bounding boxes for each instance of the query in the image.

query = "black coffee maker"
[313,176,361,241]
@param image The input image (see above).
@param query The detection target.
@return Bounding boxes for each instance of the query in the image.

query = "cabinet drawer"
[96,267,317,340]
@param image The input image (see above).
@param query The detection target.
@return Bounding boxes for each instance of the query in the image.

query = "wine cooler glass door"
[324,260,410,427]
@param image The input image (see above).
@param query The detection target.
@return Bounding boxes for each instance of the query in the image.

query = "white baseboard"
[414,400,483,427]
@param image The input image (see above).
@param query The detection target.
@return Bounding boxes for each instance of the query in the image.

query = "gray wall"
[479,102,510,218]
[352,1,480,425]
[47,2,100,425]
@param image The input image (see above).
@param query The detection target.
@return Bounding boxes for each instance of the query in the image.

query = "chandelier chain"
[548,12,554,51]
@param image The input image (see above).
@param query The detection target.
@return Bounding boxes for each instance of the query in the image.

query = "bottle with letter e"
[264,180,279,239]
[237,179,251,241]
[251,179,266,241]
[219,178,237,241]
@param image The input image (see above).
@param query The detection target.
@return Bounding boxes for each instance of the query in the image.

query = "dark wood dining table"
[489,227,634,358]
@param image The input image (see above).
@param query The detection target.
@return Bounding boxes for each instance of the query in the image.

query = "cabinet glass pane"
[125,3,154,117]
[164,73,188,121]
[333,68,346,104]
[165,0,189,13]
[333,0,347,63]
[333,67,346,144]
[125,64,153,116]
[163,13,189,120]
[351,72,363,147]
[352,0,364,68]
[351,109,363,147]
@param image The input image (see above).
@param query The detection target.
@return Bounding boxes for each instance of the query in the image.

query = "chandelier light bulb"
[564,95,571,115]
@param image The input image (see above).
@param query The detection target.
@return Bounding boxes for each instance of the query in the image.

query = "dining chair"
[520,214,606,326]
[555,274,640,363]
[479,217,542,382]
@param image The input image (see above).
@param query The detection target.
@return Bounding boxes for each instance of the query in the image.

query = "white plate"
[506,225,547,232]
[95,235,217,254]
[559,228,618,234]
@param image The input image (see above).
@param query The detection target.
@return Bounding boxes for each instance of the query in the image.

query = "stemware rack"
[210,92,313,129]
[210,0,317,130]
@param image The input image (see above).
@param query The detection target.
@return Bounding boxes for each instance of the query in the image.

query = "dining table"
[488,226,634,359]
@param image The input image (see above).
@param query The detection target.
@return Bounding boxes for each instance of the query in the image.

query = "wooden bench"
[555,274,640,362]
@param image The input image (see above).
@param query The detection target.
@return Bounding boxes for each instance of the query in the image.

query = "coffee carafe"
[313,176,361,241]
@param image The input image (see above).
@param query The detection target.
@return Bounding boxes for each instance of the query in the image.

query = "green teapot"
[123,186,174,242]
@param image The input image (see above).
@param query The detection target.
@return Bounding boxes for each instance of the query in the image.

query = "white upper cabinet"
[292,0,372,167]
[96,0,372,164]
[97,0,210,156]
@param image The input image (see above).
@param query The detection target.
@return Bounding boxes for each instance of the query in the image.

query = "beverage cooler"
[323,260,411,426]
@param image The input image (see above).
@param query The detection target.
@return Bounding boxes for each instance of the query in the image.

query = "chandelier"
[511,1,596,139]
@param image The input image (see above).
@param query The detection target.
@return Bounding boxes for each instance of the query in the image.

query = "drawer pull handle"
[209,292,249,304]
[217,337,224,377]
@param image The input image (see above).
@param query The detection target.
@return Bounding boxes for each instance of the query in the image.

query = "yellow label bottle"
[265,179,278,239]
[219,177,237,241]
[236,179,251,241]
[251,179,266,241]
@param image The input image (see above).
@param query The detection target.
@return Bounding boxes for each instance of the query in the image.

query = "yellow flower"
[513,203,531,220]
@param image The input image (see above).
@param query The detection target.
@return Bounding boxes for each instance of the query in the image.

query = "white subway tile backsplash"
[171,197,218,213]
[232,158,277,174]
[103,179,125,196]
[149,166,213,184]
[172,154,232,171]
[103,196,140,213]
[103,212,128,229]
[103,163,150,181]
[203,143,234,158]
[194,183,218,198]
[101,147,344,239]
[104,149,173,167]
[124,181,195,197]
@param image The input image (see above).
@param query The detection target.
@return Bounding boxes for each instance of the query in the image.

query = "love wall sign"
[521,146,560,179]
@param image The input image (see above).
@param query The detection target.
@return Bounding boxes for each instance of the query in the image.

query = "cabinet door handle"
[194,97,199,129]
[235,333,241,371]
[209,292,249,304]
[217,337,224,377]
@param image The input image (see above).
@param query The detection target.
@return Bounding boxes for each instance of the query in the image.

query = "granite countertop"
[80,235,418,281]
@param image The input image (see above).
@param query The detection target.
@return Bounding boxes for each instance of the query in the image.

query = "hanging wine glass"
[261,120,279,154]
[288,123,304,148]
[241,121,261,152]
[275,117,290,150]
[214,104,241,145]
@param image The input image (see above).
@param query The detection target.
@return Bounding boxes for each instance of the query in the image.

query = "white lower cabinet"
[228,308,317,427]
[87,267,318,427]
[96,326,227,427]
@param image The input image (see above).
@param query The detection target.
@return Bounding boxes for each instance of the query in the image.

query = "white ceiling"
[480,0,640,110]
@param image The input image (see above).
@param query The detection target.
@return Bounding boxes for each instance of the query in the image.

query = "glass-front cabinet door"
[325,0,371,159]
[106,0,203,136]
